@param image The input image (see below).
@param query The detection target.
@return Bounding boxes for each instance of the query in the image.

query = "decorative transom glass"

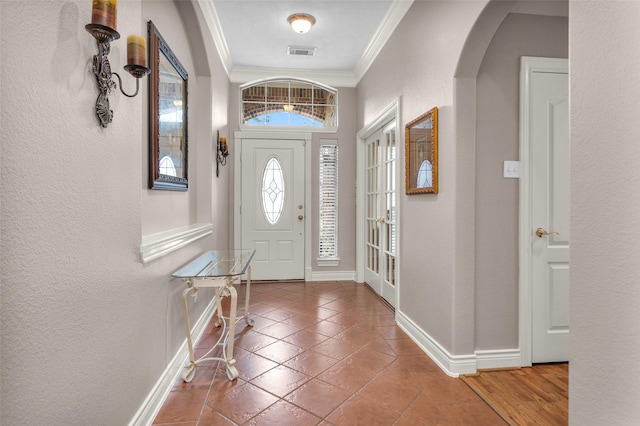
[262,157,285,225]
[241,78,337,128]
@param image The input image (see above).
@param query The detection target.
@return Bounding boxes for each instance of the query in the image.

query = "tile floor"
[152,281,506,425]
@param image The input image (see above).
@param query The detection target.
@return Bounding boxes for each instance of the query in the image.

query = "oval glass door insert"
[262,157,285,225]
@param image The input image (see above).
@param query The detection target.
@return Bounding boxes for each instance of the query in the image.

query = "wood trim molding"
[140,223,213,264]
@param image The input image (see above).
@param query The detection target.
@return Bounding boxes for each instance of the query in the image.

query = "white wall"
[569,1,640,423]
[0,1,229,423]
[475,12,568,350]
[357,0,487,357]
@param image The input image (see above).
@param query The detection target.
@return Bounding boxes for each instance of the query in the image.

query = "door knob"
[298,215,304,221]
[535,227,559,238]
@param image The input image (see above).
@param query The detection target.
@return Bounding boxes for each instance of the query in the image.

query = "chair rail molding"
[140,223,213,263]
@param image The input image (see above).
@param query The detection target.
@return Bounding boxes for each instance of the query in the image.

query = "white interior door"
[241,139,305,280]
[529,61,570,363]
[364,123,397,307]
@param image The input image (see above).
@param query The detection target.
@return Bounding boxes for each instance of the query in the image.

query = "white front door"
[240,138,305,280]
[522,57,569,363]
[364,123,397,307]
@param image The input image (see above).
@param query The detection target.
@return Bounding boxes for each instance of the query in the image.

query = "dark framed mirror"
[405,107,438,194]
[148,20,188,191]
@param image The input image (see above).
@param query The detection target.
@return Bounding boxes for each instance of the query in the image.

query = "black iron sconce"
[216,131,229,177]
[86,0,150,128]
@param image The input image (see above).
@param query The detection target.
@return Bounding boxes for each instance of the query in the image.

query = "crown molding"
[353,0,414,82]
[196,0,233,76]
[229,66,359,88]
[196,0,412,87]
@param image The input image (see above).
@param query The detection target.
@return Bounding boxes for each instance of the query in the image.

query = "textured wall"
[357,0,486,354]
[475,13,568,350]
[0,1,228,423]
[569,1,640,423]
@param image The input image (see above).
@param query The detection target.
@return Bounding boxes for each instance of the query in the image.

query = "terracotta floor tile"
[334,326,378,346]
[305,320,349,337]
[280,313,320,328]
[284,378,351,418]
[414,373,482,405]
[282,328,329,349]
[386,337,428,356]
[232,352,279,381]
[206,382,279,424]
[357,371,422,412]
[250,364,311,398]
[171,362,217,391]
[283,350,338,377]
[152,389,208,424]
[153,281,511,425]
[400,354,444,376]
[310,337,362,360]
[364,336,397,357]
[316,360,378,393]
[437,401,508,425]
[246,399,321,425]
[246,314,278,331]
[234,329,279,352]
[401,391,450,424]
[326,394,402,425]
[255,340,306,363]
[260,308,298,321]
[342,346,395,373]
[257,322,303,339]
[375,324,408,340]
[196,405,237,425]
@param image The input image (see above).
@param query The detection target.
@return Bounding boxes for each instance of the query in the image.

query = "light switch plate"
[503,161,520,178]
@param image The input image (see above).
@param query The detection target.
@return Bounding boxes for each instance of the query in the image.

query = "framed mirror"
[405,107,438,194]
[148,21,188,191]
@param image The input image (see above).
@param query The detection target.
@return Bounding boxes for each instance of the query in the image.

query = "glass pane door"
[364,122,397,307]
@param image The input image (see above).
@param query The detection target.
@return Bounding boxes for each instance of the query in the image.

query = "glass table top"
[171,250,256,279]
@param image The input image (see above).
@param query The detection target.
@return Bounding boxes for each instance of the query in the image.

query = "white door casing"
[356,99,400,308]
[519,57,569,365]
[234,132,312,281]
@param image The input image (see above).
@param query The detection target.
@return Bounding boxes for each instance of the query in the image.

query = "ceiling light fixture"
[287,13,316,34]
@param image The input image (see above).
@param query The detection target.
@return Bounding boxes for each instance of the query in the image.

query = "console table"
[171,249,256,382]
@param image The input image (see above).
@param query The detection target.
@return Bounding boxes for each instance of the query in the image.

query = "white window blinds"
[319,144,339,259]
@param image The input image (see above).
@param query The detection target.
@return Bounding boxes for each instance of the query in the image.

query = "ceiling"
[206,0,413,86]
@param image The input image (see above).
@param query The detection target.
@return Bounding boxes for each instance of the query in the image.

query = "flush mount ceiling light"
[287,13,316,34]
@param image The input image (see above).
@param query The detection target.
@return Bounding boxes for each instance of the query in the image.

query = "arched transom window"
[241,78,337,129]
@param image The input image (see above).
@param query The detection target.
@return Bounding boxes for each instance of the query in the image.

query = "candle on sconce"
[127,34,147,67]
[91,0,118,30]
[220,137,228,155]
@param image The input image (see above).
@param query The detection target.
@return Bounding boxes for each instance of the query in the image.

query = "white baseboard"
[396,310,476,377]
[128,298,218,426]
[475,349,521,370]
[310,270,356,281]
[396,310,522,376]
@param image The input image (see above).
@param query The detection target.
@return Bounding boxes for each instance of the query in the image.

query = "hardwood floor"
[461,363,568,426]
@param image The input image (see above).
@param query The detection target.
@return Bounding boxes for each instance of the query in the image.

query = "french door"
[363,123,397,307]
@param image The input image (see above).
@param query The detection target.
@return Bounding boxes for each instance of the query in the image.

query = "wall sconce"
[86,0,150,128]
[216,131,229,177]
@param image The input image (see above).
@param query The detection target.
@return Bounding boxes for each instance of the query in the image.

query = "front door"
[526,58,570,363]
[240,138,305,280]
[363,123,397,307]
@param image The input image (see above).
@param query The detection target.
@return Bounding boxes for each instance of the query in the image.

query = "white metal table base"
[179,267,253,382]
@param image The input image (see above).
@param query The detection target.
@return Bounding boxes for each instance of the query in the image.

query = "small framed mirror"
[405,107,438,194]
[148,20,188,191]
